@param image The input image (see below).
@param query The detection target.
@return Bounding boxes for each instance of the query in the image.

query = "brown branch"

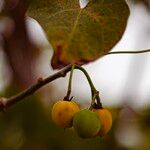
[0,64,72,111]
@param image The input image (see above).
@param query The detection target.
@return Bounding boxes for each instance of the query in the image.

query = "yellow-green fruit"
[93,108,112,136]
[51,100,80,128]
[73,109,101,138]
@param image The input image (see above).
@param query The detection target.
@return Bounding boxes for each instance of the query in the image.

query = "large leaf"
[28,0,129,69]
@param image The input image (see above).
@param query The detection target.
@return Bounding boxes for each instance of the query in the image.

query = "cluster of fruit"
[51,100,112,139]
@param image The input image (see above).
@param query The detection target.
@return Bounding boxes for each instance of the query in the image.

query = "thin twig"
[107,49,150,55]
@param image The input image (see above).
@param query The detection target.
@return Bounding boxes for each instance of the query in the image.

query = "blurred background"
[0,0,150,150]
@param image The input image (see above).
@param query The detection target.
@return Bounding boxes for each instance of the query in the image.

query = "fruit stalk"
[64,64,75,101]
[74,65,102,108]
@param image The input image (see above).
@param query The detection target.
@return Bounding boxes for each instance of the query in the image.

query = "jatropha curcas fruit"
[51,100,80,128]
[92,108,112,136]
[73,109,101,138]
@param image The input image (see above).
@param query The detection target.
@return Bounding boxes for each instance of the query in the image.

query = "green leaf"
[28,0,129,69]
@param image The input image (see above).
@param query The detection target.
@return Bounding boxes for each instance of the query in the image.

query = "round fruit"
[73,109,101,138]
[92,108,112,136]
[51,100,80,128]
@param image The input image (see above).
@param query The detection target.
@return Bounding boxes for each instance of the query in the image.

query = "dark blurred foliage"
[0,83,115,150]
